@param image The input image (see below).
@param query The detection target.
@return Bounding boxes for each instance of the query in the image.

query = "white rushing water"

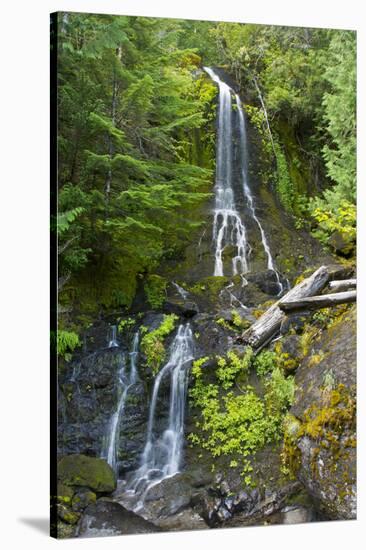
[234,93,284,295]
[204,67,251,277]
[103,332,139,472]
[108,325,119,348]
[172,282,189,301]
[204,66,284,295]
[127,324,194,507]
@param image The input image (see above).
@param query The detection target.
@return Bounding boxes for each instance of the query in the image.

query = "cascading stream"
[108,325,119,348]
[234,93,284,295]
[204,67,251,277]
[126,324,194,508]
[102,331,140,473]
[204,66,285,295]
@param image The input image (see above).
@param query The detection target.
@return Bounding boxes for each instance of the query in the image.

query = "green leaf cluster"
[140,314,178,375]
[55,330,80,361]
[189,349,295,483]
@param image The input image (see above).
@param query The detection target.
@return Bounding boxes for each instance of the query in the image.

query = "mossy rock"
[57,482,74,505]
[58,454,116,493]
[72,488,97,512]
[190,276,229,297]
[57,503,80,525]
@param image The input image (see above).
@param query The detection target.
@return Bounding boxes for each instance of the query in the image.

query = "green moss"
[282,384,356,477]
[190,276,229,299]
[57,505,80,525]
[58,454,116,493]
[57,483,74,504]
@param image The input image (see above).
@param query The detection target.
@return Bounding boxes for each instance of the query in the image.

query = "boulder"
[71,488,97,512]
[143,473,193,517]
[285,306,356,520]
[58,454,116,493]
[57,504,80,525]
[78,500,161,537]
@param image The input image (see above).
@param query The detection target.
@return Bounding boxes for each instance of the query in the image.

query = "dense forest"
[53,13,356,538]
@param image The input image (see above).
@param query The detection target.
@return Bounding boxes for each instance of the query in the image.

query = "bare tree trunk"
[238,265,351,349]
[279,290,356,312]
[329,279,356,292]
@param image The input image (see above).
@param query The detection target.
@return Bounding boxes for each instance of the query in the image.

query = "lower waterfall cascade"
[102,332,139,472]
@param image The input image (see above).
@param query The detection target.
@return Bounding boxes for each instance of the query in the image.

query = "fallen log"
[329,279,356,292]
[279,290,356,312]
[238,265,349,349]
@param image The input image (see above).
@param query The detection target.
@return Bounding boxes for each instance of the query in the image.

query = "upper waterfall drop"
[234,93,284,295]
[204,67,251,277]
[204,67,285,295]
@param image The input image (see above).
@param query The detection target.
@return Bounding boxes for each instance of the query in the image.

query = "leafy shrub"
[144,274,167,309]
[253,350,277,377]
[189,348,295,484]
[117,317,136,334]
[56,330,80,361]
[216,349,253,390]
[309,199,356,255]
[140,314,178,374]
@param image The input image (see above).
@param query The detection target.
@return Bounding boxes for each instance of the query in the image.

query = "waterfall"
[172,282,189,301]
[234,93,284,295]
[204,66,285,295]
[127,324,194,505]
[204,67,251,277]
[108,325,119,348]
[102,332,140,472]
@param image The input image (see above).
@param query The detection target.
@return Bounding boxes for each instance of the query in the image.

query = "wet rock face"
[78,500,161,537]
[194,477,302,528]
[289,306,356,520]
[58,345,148,472]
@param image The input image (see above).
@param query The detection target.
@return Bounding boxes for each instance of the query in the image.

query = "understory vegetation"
[140,314,178,374]
[189,349,296,484]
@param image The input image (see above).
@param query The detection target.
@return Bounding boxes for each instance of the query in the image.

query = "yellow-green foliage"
[299,325,320,357]
[301,384,355,439]
[245,104,273,159]
[282,384,356,476]
[253,347,298,377]
[56,330,80,361]
[216,318,232,331]
[310,199,356,254]
[117,317,136,334]
[216,311,251,332]
[217,348,253,390]
[140,314,178,375]
[253,349,277,377]
[189,348,295,483]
